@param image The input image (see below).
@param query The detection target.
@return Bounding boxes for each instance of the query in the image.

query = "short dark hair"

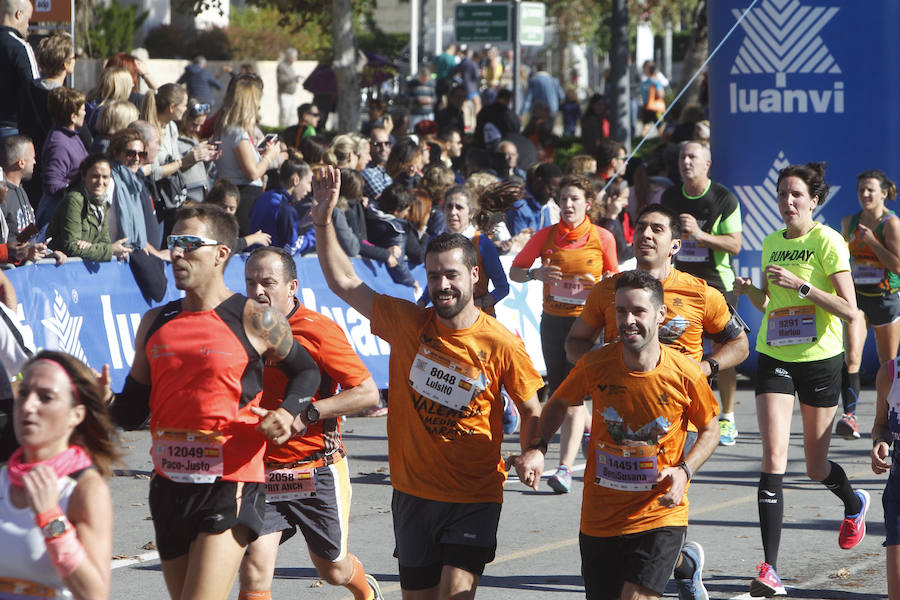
[1,134,32,168]
[614,269,664,308]
[175,203,239,260]
[205,178,239,205]
[377,184,414,214]
[48,86,85,127]
[79,153,111,178]
[425,233,478,270]
[636,203,682,240]
[248,246,297,282]
[777,162,829,203]
[297,102,315,118]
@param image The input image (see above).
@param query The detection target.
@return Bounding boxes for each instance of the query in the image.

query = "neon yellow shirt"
[756,223,849,362]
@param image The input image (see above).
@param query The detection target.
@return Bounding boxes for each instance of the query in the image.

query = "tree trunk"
[675,0,708,110]
[609,0,630,147]
[331,0,359,133]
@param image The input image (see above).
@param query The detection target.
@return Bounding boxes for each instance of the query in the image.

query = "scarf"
[111,161,148,249]
[554,215,593,247]
[7,445,92,488]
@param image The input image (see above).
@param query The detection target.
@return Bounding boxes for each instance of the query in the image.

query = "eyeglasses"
[308,112,321,117]
[190,103,211,116]
[373,141,390,148]
[124,149,148,160]
[616,155,628,161]
[167,234,220,252]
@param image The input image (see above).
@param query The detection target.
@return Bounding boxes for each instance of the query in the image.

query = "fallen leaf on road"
[141,541,156,550]
[828,569,850,579]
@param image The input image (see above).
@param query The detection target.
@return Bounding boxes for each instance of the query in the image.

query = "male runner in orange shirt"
[311,166,545,599]
[239,247,383,600]
[565,203,748,599]
[540,270,720,600]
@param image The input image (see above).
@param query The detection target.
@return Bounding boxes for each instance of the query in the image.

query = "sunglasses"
[167,234,220,252]
[372,141,390,148]
[125,149,148,160]
[190,103,211,116]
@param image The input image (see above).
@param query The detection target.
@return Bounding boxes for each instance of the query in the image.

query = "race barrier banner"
[6,255,547,390]
[709,0,900,377]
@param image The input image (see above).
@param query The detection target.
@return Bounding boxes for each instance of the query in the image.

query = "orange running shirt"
[261,300,371,464]
[553,343,718,537]
[512,222,618,317]
[580,268,731,361]
[371,294,544,504]
[145,294,266,482]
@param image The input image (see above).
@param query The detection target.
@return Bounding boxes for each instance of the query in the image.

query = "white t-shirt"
[214,126,262,187]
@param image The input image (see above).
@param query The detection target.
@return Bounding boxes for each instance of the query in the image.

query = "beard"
[431,286,472,320]
[618,323,654,353]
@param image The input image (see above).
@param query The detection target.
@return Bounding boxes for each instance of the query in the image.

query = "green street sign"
[455,3,510,43]
[520,2,545,47]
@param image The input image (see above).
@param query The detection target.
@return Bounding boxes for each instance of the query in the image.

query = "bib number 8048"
[430,367,457,386]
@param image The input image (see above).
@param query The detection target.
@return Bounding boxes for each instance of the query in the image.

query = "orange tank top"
[539,223,608,317]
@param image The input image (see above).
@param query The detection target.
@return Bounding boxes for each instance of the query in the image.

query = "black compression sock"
[841,364,860,414]
[821,461,863,515]
[758,472,784,569]
[674,550,697,579]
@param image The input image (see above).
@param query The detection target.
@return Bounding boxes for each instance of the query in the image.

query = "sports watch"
[304,402,320,425]
[797,282,812,299]
[42,517,69,539]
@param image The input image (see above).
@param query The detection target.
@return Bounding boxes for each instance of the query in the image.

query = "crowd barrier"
[6,253,882,388]
[6,255,547,390]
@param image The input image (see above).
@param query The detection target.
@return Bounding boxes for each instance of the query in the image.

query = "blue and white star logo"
[733,151,839,251]
[731,0,840,87]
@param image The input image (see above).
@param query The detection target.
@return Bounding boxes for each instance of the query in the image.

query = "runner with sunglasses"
[109,203,321,600]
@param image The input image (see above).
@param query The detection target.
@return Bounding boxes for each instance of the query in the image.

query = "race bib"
[678,239,709,263]
[851,262,884,285]
[766,305,817,346]
[409,344,486,411]
[594,442,658,492]
[549,277,592,305]
[264,464,316,502]
[0,577,57,599]
[152,430,224,483]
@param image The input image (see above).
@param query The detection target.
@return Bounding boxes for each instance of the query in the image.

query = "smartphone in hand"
[257,134,278,152]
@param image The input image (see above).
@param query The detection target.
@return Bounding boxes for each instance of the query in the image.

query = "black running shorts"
[392,490,501,589]
[149,474,266,560]
[579,526,686,599]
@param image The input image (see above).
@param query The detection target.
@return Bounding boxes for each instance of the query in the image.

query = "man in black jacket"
[0,0,38,135]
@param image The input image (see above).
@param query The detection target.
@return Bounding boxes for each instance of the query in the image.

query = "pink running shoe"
[750,562,786,597]
[838,489,870,549]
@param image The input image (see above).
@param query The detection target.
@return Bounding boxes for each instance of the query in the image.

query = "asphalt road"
[108,386,890,600]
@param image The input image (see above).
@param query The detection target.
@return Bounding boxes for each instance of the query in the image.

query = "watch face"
[45,518,67,538]
[306,403,320,423]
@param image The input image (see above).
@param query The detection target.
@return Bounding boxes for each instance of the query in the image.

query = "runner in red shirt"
[239,247,383,600]
[110,204,321,600]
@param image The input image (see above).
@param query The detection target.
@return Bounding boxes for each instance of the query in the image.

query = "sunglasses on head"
[167,234,220,252]
[125,149,148,160]
[190,103,211,116]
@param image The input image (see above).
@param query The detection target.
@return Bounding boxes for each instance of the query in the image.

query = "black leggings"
[540,313,577,396]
